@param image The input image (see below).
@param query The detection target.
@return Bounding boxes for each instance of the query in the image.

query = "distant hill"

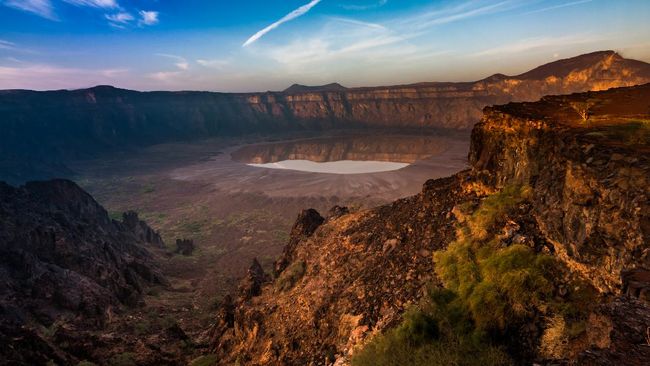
[283,83,348,94]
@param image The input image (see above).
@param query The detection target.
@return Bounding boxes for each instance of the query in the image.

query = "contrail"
[242,0,322,47]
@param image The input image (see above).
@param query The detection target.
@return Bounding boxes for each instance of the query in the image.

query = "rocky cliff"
[2,51,649,184]
[0,179,167,365]
[210,84,650,365]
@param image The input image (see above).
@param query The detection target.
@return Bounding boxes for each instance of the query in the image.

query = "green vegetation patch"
[354,184,597,365]
[190,355,218,366]
[276,260,306,291]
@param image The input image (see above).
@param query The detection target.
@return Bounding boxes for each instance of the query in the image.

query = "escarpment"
[210,84,650,365]
[469,84,650,294]
[0,179,167,365]
[2,51,650,184]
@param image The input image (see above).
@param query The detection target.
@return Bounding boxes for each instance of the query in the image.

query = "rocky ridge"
[2,51,649,184]
[210,84,650,365]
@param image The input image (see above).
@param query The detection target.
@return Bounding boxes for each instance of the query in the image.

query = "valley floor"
[67,129,470,350]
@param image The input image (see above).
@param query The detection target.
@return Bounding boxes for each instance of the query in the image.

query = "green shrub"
[352,298,512,366]
[108,352,136,366]
[276,260,306,291]
[77,362,98,366]
[465,185,531,240]
[190,355,218,366]
[434,185,556,332]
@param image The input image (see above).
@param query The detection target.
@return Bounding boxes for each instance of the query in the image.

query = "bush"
[108,353,136,366]
[276,260,306,291]
[352,296,512,366]
[355,184,597,364]
[190,355,218,366]
[433,184,556,332]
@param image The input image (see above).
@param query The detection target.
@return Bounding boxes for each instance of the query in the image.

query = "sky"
[0,0,649,92]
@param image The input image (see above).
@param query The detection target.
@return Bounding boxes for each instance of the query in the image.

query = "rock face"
[122,210,165,248]
[210,84,650,365]
[2,51,649,184]
[469,84,650,294]
[0,179,166,364]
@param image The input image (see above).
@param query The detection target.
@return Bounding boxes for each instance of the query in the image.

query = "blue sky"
[0,0,649,91]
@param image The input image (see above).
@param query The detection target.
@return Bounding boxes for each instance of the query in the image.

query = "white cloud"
[196,58,230,69]
[327,17,386,30]
[243,0,322,47]
[341,0,388,11]
[0,62,128,89]
[0,39,16,50]
[156,53,189,70]
[62,0,118,8]
[403,1,517,30]
[105,11,133,26]
[523,0,593,15]
[147,70,183,83]
[139,10,159,26]
[3,0,58,20]
[471,34,606,57]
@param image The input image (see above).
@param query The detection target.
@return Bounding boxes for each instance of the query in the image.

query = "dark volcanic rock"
[327,205,350,220]
[273,209,324,276]
[175,238,195,256]
[238,259,269,301]
[122,210,165,248]
[0,179,166,364]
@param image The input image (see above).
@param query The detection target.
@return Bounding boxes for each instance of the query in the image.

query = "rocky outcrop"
[121,210,165,248]
[175,238,195,256]
[469,84,650,294]
[2,51,649,184]
[210,84,650,365]
[0,179,166,364]
[273,209,324,276]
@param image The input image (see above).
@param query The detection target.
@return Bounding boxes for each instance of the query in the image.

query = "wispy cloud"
[341,0,388,11]
[0,39,16,50]
[3,0,58,20]
[139,10,159,26]
[0,62,128,89]
[471,34,606,57]
[404,1,517,30]
[62,0,118,8]
[243,0,322,47]
[156,53,189,70]
[105,11,133,27]
[197,58,231,69]
[523,0,593,15]
[327,17,386,30]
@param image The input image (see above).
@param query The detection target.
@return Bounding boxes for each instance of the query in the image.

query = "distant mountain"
[283,83,348,94]
[1,50,649,183]
[0,179,166,364]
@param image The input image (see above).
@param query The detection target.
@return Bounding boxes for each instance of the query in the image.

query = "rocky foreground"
[210,84,650,365]
[0,180,168,365]
[2,51,650,184]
